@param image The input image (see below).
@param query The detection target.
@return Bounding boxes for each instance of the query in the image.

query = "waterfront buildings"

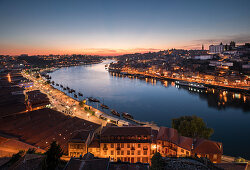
[68,126,223,164]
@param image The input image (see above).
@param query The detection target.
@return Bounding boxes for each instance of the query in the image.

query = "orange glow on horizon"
[0,44,199,56]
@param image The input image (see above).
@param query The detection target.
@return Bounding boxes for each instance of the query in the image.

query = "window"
[127,150,130,155]
[121,143,124,148]
[138,144,141,148]
[131,150,134,155]
[186,151,189,155]
[121,150,124,155]
[143,150,147,155]
[117,150,120,155]
[104,144,107,148]
[117,143,120,147]
[127,143,130,148]
[181,149,184,153]
[138,150,141,155]
[205,154,209,158]
[111,143,114,148]
[111,150,114,155]
[137,157,140,162]
[104,151,107,155]
[213,154,217,160]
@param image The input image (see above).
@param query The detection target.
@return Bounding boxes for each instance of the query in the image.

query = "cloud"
[193,34,250,45]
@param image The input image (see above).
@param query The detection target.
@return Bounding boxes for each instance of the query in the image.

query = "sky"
[0,0,250,56]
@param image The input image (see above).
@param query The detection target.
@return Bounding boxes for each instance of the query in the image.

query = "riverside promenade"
[22,70,158,130]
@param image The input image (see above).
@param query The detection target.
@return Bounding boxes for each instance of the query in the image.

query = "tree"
[172,115,214,139]
[150,152,165,170]
[45,141,63,170]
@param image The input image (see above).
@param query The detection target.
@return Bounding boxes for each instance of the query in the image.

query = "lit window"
[127,150,130,155]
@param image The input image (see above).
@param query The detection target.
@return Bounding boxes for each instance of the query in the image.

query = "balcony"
[103,147,108,150]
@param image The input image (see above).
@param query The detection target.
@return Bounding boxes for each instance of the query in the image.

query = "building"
[192,138,223,163]
[68,130,94,157]
[99,126,157,163]
[25,90,51,111]
[209,44,225,54]
[156,127,193,157]
[68,126,223,164]
[194,55,213,60]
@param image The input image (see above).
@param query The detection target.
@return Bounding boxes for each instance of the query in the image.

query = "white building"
[209,44,225,54]
[194,55,213,60]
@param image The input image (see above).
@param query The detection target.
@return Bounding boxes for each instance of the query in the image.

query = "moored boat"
[122,112,134,120]
[101,104,109,109]
[78,92,83,96]
[88,97,100,102]
[175,81,207,90]
[111,109,120,117]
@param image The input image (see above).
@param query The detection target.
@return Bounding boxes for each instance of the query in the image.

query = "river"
[49,59,250,159]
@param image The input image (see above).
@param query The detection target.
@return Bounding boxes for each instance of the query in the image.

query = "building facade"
[68,126,223,164]
[209,44,225,54]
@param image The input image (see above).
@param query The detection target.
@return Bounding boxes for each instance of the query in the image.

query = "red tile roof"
[157,127,193,150]
[101,126,152,136]
[192,138,223,154]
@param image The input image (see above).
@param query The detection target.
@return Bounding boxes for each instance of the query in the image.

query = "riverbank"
[109,69,250,94]
[22,68,159,130]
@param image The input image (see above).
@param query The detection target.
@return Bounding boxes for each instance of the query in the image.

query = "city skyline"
[1,0,250,56]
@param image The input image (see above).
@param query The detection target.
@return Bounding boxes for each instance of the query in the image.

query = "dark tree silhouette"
[150,152,165,170]
[172,115,214,139]
[45,141,63,170]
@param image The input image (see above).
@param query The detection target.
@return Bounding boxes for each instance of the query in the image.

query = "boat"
[175,81,207,90]
[60,85,63,88]
[122,112,134,119]
[88,97,100,102]
[52,81,55,85]
[78,92,83,96]
[66,87,70,90]
[100,104,109,109]
[111,109,120,117]
[63,88,66,90]
[74,94,78,98]
[56,83,59,86]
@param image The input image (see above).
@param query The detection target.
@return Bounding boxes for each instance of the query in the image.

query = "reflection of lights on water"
[243,96,246,103]
[7,73,11,82]
[164,81,168,87]
[235,93,241,99]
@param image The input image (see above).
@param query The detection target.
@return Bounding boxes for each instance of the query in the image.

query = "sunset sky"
[1,0,250,56]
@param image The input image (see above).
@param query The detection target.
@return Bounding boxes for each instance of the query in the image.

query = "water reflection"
[111,72,250,112]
